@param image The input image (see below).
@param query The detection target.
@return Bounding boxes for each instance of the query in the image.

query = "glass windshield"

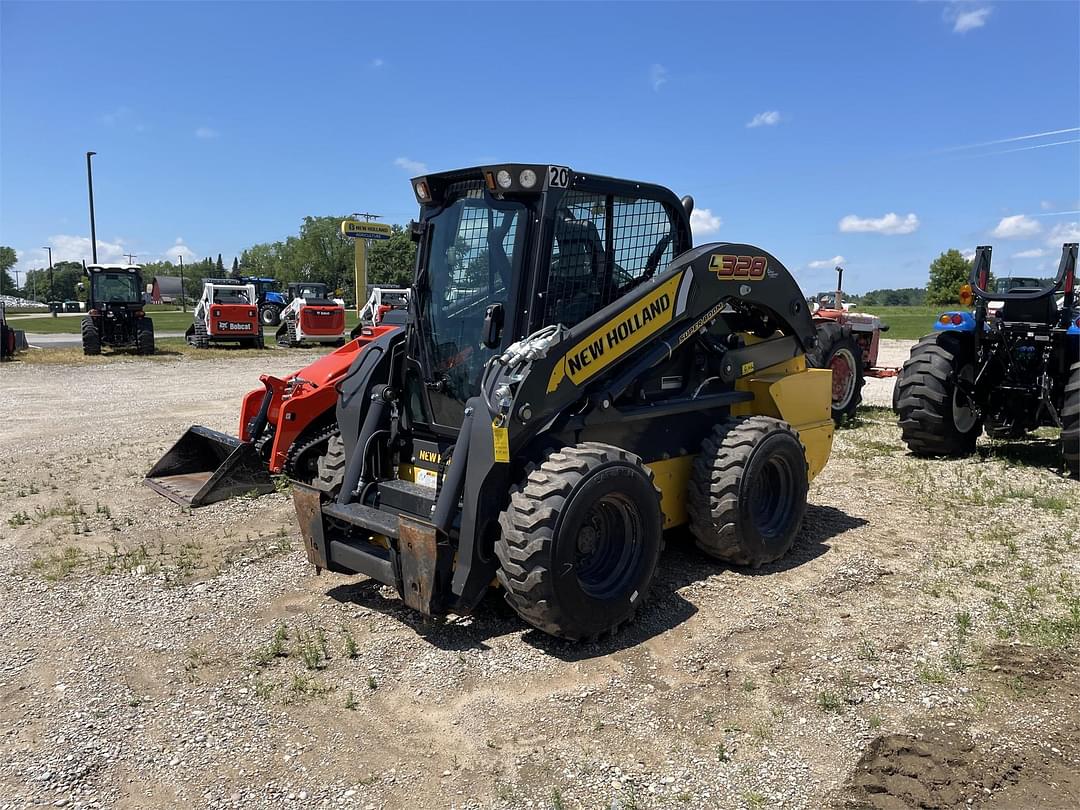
[418,192,526,410]
[990,276,1053,295]
[92,272,140,303]
[295,284,328,300]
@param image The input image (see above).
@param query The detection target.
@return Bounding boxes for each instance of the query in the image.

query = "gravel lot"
[0,342,1077,809]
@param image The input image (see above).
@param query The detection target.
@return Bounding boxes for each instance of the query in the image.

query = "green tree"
[0,246,17,296]
[232,256,239,275]
[367,225,416,288]
[216,254,225,274]
[926,250,972,307]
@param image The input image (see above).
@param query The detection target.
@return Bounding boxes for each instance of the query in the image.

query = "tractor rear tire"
[81,317,101,356]
[1062,361,1080,477]
[896,333,981,456]
[136,320,155,355]
[495,443,664,641]
[260,304,282,328]
[807,322,865,424]
[688,417,809,567]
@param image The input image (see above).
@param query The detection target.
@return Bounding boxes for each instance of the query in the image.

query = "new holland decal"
[547,271,685,392]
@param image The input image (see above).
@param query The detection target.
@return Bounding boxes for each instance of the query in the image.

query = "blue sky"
[2,0,1078,293]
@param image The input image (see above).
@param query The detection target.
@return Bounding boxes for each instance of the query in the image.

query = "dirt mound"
[841,729,1012,809]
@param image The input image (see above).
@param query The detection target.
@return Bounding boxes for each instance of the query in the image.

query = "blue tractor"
[239,276,288,327]
[896,243,1079,475]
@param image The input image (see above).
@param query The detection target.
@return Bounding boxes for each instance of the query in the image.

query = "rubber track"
[494,443,661,641]
[686,416,805,567]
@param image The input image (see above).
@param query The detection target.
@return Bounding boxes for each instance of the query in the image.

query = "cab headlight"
[519,169,537,189]
[496,170,513,189]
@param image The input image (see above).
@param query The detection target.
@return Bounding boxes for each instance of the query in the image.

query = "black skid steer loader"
[290,164,835,640]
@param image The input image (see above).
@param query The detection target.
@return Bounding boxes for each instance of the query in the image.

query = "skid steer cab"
[277,282,347,347]
[186,280,264,349]
[80,264,154,356]
[288,164,835,642]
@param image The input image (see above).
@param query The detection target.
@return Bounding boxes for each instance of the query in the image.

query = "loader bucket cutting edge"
[144,425,276,507]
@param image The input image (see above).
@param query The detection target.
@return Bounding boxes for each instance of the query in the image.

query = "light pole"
[178,254,186,312]
[42,246,53,301]
[86,151,98,263]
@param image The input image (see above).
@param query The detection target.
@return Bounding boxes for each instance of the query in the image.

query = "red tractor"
[186,280,264,348]
[810,266,897,423]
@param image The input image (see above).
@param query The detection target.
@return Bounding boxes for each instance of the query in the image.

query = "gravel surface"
[0,350,1077,809]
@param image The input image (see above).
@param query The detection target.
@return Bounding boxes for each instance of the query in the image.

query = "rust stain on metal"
[398,518,438,615]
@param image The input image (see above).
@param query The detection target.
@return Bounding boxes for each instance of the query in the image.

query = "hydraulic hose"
[246,381,275,442]
[337,384,388,506]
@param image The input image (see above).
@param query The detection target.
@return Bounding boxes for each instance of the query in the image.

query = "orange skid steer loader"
[145,321,403,506]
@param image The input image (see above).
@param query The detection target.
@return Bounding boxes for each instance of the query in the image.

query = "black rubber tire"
[315,433,346,495]
[495,443,664,641]
[260,304,282,327]
[1062,361,1080,477]
[135,319,155,355]
[896,333,981,456]
[807,321,865,425]
[81,317,101,356]
[688,416,809,567]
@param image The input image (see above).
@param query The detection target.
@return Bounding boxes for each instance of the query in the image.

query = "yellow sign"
[492,422,510,463]
[546,270,684,393]
[340,220,393,240]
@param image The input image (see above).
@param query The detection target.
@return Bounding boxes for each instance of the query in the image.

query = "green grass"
[858,305,943,341]
[13,309,363,334]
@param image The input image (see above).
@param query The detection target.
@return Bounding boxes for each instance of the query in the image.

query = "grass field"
[856,305,940,340]
[11,309,364,334]
[13,303,940,340]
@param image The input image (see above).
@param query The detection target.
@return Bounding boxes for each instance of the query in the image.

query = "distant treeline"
[859,287,926,307]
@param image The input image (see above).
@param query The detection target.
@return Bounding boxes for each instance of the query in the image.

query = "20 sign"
[547,165,571,188]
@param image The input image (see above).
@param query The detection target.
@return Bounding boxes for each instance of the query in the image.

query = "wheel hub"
[830,348,857,406]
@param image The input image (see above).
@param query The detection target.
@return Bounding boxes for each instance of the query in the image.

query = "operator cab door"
[405,187,532,435]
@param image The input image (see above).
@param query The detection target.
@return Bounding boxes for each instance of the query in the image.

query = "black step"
[323,501,401,538]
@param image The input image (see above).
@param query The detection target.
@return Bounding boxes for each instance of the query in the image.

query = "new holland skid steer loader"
[288,164,835,641]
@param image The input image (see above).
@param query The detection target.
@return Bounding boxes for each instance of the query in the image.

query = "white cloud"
[165,238,196,263]
[808,255,846,269]
[29,235,127,267]
[649,64,668,92]
[1012,248,1047,259]
[195,126,219,139]
[838,212,920,235]
[746,110,781,128]
[1046,221,1080,245]
[962,248,977,262]
[690,208,722,237]
[394,157,427,173]
[372,57,385,68]
[991,214,1041,239]
[1041,200,1055,211]
[950,6,991,34]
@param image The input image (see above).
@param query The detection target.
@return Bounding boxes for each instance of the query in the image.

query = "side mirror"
[482,303,504,349]
[409,219,426,243]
